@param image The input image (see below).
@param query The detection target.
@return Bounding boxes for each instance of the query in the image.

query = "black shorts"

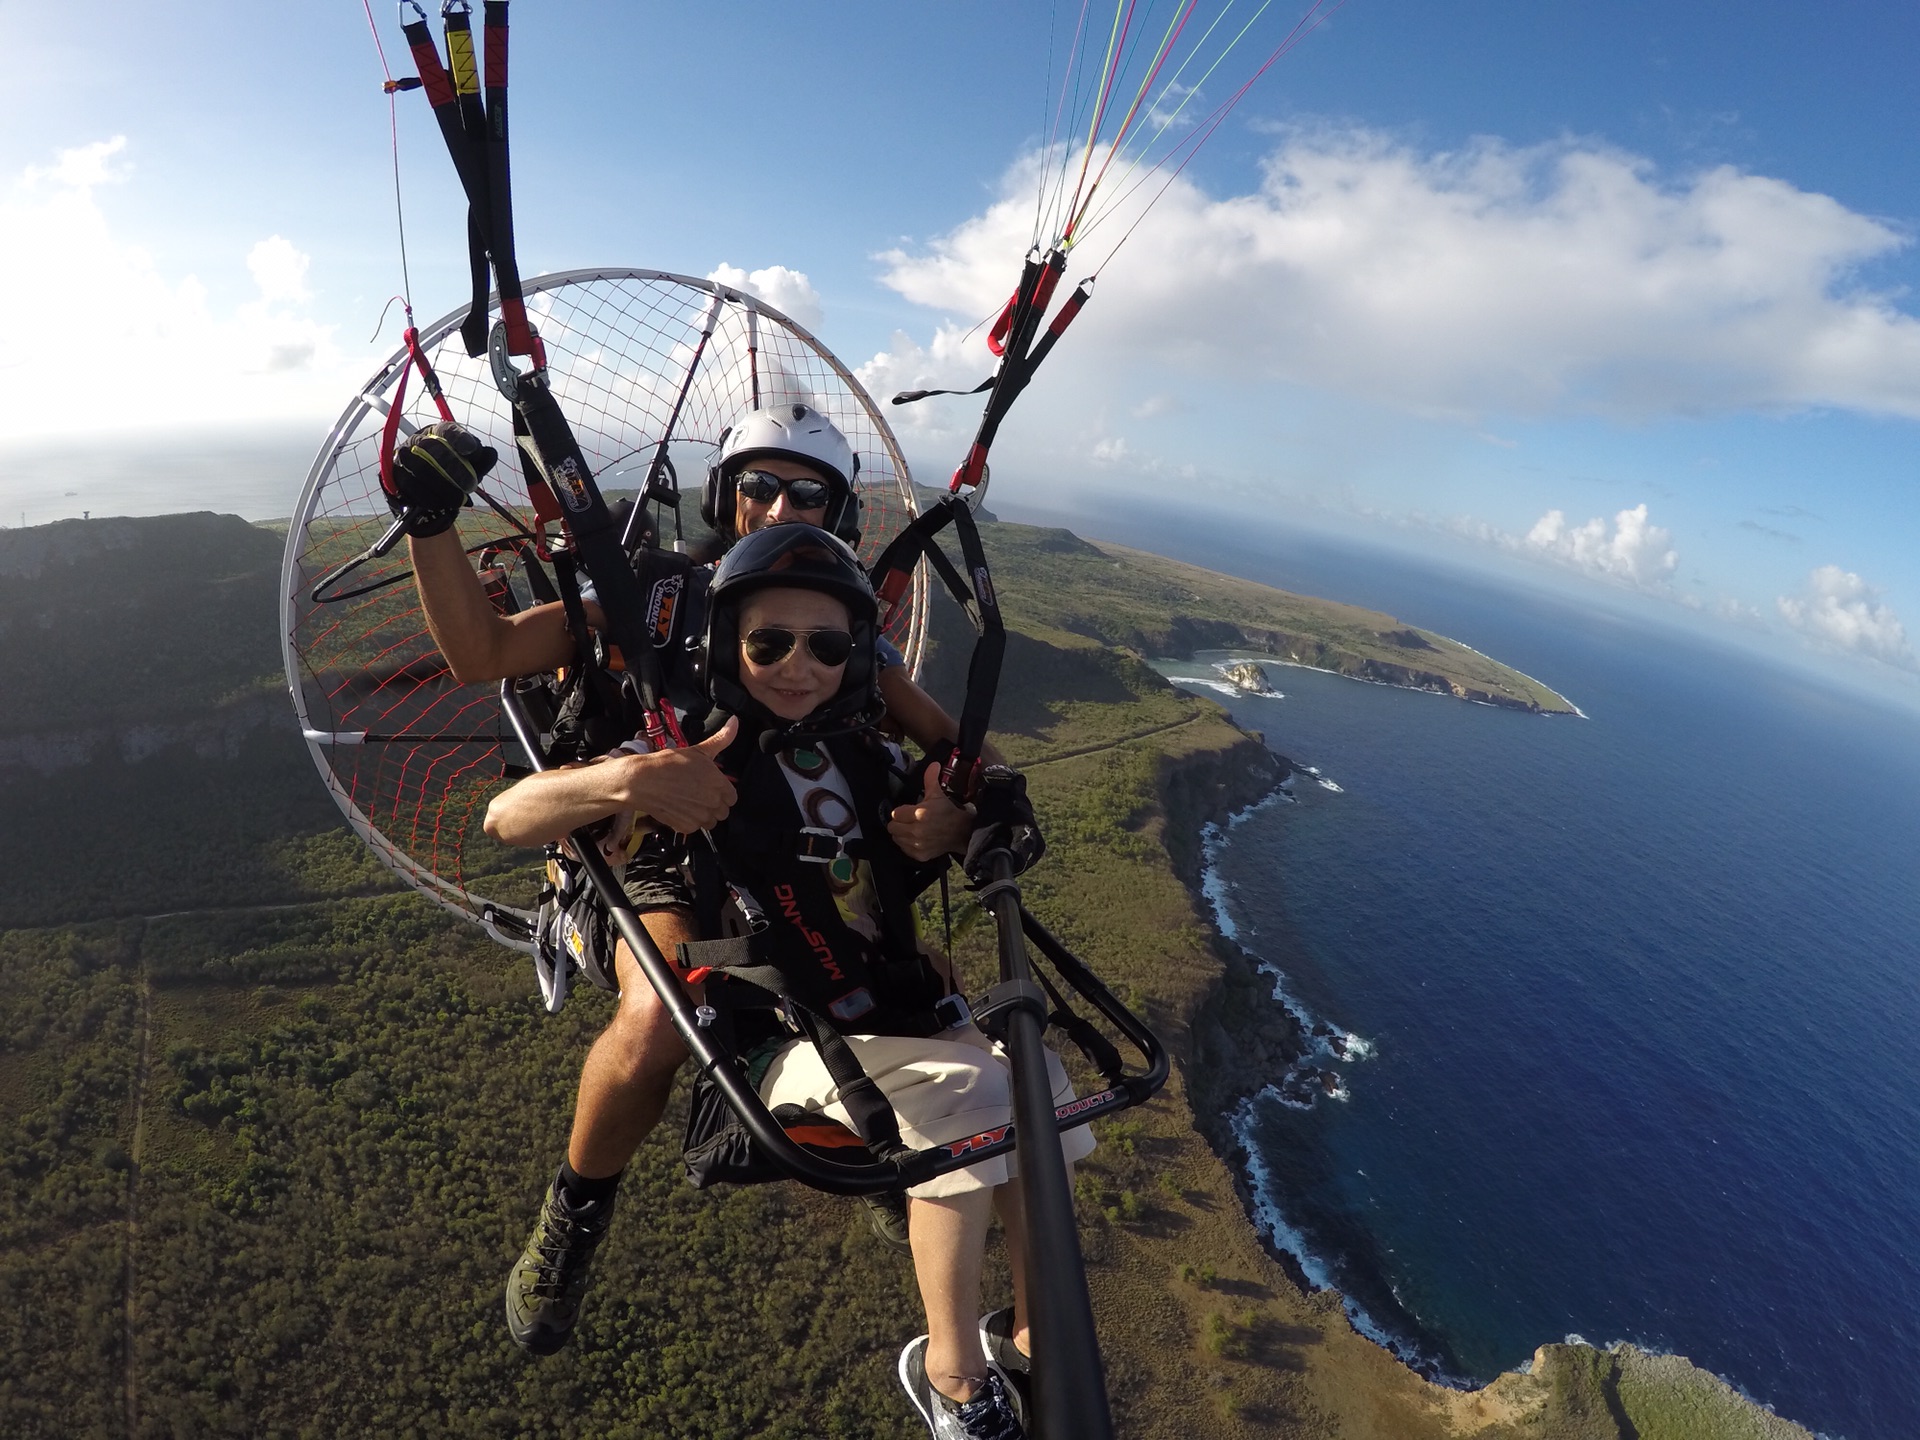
[620,831,694,913]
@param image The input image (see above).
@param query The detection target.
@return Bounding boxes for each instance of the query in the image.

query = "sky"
[1,1,1916,707]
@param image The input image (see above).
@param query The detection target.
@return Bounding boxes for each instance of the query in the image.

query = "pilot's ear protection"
[699,426,732,536]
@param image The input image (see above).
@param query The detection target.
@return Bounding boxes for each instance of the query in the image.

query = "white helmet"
[702,403,863,544]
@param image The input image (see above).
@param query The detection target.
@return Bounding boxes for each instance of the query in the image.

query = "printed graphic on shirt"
[778,744,889,941]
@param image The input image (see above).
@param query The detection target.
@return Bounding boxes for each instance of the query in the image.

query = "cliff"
[1142,718,1816,1439]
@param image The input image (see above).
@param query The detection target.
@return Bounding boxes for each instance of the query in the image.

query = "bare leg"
[992,1158,1070,1360]
[565,908,696,1179]
[911,1189,996,1405]
[993,1183,1032,1360]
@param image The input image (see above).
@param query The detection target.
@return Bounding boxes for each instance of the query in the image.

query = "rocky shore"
[1150,713,1818,1438]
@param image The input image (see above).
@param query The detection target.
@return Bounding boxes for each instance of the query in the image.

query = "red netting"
[282,268,924,940]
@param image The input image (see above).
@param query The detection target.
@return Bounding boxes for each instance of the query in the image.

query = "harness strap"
[951,249,1067,491]
[837,736,935,968]
[677,945,912,1162]
[548,549,594,668]
[867,499,1003,798]
[478,0,532,355]
[510,372,673,719]
[403,8,489,358]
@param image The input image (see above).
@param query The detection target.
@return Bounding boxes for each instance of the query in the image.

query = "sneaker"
[861,1188,914,1256]
[978,1308,1031,1412]
[503,1174,614,1354]
[899,1334,1026,1440]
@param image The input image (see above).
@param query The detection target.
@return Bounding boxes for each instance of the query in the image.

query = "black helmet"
[703,523,882,743]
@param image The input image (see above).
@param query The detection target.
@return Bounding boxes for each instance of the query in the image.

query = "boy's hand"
[888,761,975,862]
[629,718,739,833]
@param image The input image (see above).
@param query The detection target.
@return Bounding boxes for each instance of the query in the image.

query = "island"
[0,510,1803,1439]
[1218,660,1276,695]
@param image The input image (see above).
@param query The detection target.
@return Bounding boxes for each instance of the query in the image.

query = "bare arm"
[878,666,1005,765]
[484,718,740,845]
[409,528,579,684]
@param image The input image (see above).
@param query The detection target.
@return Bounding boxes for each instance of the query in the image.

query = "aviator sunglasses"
[734,469,835,510]
[743,626,855,667]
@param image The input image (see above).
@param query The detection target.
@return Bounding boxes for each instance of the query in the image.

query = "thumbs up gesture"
[887,760,976,862]
[627,716,740,834]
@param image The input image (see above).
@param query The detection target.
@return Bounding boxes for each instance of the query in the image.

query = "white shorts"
[757,1023,1098,1199]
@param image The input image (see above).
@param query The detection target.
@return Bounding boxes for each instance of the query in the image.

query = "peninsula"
[977,523,1577,715]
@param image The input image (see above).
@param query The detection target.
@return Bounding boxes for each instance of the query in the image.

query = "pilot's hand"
[388,421,498,536]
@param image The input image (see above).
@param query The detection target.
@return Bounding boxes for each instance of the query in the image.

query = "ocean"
[1010,503,1919,1440]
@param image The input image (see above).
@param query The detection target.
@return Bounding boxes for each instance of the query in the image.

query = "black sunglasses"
[743,626,855,667]
[734,469,834,510]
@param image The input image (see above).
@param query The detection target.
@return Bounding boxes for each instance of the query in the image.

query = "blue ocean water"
[1039,509,1920,1440]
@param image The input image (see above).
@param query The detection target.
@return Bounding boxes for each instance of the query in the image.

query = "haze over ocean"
[1095,513,1920,1440]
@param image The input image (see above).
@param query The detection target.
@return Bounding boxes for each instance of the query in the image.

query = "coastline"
[1154,713,1820,1439]
[1193,646,1587,719]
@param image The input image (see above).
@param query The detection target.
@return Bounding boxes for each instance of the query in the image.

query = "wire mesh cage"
[281,268,924,942]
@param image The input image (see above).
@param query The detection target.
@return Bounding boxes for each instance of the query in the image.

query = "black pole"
[981,850,1113,1439]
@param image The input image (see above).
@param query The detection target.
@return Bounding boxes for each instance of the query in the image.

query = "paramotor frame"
[280,267,928,943]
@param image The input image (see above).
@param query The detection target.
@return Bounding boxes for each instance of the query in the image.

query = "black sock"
[557,1159,622,1209]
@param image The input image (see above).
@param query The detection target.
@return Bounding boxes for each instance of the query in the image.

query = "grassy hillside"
[978,523,1574,714]
[0,513,1793,1440]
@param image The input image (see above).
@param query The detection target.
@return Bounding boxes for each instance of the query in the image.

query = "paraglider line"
[362,0,418,316]
[1082,0,1347,262]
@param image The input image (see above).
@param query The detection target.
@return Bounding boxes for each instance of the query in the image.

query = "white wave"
[1198,838,1242,944]
[1231,1091,1460,1382]
[1315,776,1345,793]
[1201,802,1375,1096]
[1208,802,1480,1388]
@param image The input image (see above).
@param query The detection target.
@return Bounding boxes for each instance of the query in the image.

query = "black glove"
[388,421,497,537]
[962,765,1046,882]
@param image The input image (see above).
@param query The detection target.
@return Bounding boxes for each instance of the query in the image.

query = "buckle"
[796,827,843,863]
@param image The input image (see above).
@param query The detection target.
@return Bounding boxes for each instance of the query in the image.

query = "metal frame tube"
[982,851,1114,1440]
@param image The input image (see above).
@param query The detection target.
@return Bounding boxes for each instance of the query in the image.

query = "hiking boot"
[978,1308,1032,1412]
[899,1334,1026,1440]
[861,1188,913,1256]
[503,1174,614,1355]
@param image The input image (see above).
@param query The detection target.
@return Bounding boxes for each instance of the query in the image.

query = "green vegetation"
[980,522,1576,713]
[0,512,1790,1439]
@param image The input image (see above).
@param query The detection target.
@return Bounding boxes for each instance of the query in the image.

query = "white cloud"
[867,128,1920,424]
[1525,503,1678,586]
[247,235,310,304]
[1776,565,1916,670]
[1,139,353,438]
[1131,392,1182,419]
[707,262,823,331]
[24,135,128,190]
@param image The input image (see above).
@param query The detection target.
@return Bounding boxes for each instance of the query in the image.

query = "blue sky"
[2,2,1916,703]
